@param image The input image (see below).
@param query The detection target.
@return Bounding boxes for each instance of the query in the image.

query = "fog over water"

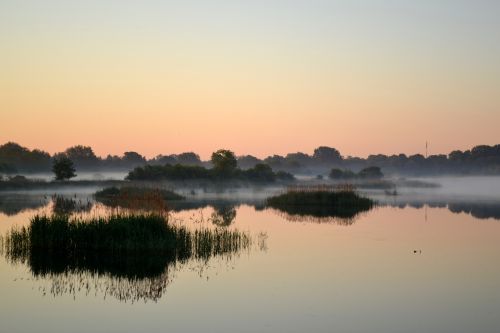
[0,177,499,332]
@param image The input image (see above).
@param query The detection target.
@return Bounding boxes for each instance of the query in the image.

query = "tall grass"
[266,186,374,220]
[94,186,184,211]
[3,213,251,279]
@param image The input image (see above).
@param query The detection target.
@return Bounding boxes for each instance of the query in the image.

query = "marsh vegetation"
[1,212,253,302]
[94,186,184,210]
[266,185,374,221]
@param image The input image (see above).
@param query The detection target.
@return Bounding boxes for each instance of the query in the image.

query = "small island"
[266,186,374,221]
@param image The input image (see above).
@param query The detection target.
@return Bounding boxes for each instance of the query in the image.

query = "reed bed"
[3,213,251,276]
[94,186,184,211]
[266,185,374,219]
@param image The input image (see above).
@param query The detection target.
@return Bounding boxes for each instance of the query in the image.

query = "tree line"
[1,141,500,176]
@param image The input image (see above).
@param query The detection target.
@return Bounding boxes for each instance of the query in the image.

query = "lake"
[1,177,500,333]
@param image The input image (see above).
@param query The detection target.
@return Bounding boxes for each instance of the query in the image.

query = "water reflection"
[209,205,237,226]
[3,228,252,303]
[9,251,178,303]
[1,202,255,303]
[0,194,48,216]
[52,195,93,215]
[268,208,363,225]
[2,191,500,222]
[379,199,500,220]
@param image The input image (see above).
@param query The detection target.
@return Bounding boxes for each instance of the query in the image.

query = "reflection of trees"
[382,200,500,220]
[210,206,237,226]
[447,202,500,220]
[0,194,48,216]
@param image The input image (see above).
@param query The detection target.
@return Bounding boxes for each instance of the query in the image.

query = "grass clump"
[3,213,251,278]
[94,186,184,210]
[266,186,374,219]
[52,195,92,215]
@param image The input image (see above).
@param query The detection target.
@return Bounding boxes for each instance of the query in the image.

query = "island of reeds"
[3,213,250,274]
[266,185,374,221]
[94,186,184,210]
[0,212,253,302]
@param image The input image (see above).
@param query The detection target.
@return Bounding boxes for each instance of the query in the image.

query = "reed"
[266,186,374,219]
[3,213,251,278]
[94,186,184,211]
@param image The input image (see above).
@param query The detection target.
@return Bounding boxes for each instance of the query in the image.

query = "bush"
[266,188,374,219]
[329,167,383,180]
[52,156,76,181]
[126,162,296,183]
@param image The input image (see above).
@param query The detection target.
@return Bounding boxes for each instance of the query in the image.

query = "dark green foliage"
[329,168,356,179]
[126,164,212,181]
[3,140,500,176]
[0,162,17,174]
[275,170,295,181]
[358,166,383,179]
[237,155,262,169]
[243,163,276,182]
[57,145,99,169]
[52,156,76,181]
[126,158,296,183]
[211,149,238,176]
[122,151,146,166]
[313,146,342,164]
[3,214,251,279]
[266,189,374,219]
[329,167,382,180]
[94,186,184,209]
[176,152,202,166]
[0,142,51,172]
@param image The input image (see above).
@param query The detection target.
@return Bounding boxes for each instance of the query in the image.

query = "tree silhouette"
[52,156,76,181]
[211,149,237,176]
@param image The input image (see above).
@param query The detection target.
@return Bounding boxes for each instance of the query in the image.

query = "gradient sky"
[1,0,499,159]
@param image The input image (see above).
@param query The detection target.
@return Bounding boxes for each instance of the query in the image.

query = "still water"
[1,178,500,333]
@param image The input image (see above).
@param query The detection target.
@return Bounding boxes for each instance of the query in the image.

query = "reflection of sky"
[1,204,500,332]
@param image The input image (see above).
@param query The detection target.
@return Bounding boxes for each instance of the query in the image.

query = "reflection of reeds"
[2,213,252,302]
[269,208,373,226]
[51,195,93,215]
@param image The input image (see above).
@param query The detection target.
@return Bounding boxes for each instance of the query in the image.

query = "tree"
[313,146,342,164]
[52,156,76,181]
[237,155,262,169]
[0,142,51,172]
[122,151,146,167]
[329,168,345,179]
[211,149,237,175]
[176,152,202,166]
[358,166,383,179]
[244,163,276,182]
[329,168,356,180]
[61,145,99,169]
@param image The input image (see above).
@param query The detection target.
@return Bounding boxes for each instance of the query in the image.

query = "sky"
[1,0,499,159]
